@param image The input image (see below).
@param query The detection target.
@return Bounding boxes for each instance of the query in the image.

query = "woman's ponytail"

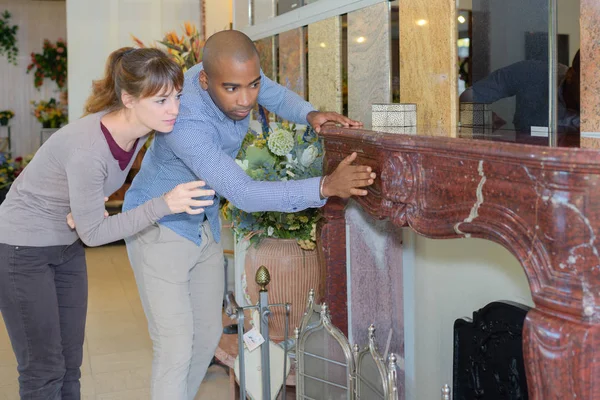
[83,47,133,116]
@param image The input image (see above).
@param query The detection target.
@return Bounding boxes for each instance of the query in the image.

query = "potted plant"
[0,153,31,204]
[132,21,204,72]
[222,107,325,340]
[31,98,68,129]
[0,110,14,126]
[27,38,67,90]
[0,11,18,65]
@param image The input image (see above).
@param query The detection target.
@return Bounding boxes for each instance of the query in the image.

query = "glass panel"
[555,0,580,137]
[304,376,348,400]
[457,0,567,144]
[357,353,384,393]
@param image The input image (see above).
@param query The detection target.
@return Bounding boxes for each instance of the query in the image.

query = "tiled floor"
[0,245,230,400]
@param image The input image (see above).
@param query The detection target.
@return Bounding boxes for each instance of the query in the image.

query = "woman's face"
[130,86,182,133]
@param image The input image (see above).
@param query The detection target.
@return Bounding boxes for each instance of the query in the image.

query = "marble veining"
[581,0,600,148]
[254,36,275,80]
[308,17,343,114]
[345,201,404,394]
[399,0,457,135]
[347,2,391,128]
[278,28,307,99]
[454,160,487,237]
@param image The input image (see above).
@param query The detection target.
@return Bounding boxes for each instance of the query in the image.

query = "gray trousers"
[0,241,87,400]
[125,222,224,400]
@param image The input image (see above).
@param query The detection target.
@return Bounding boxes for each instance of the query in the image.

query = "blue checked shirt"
[123,63,326,246]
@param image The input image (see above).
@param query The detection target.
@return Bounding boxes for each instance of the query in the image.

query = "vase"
[42,121,56,129]
[244,238,324,341]
[0,118,8,126]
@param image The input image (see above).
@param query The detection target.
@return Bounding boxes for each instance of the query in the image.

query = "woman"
[0,47,214,400]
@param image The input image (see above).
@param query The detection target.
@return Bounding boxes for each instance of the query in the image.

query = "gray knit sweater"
[0,112,170,247]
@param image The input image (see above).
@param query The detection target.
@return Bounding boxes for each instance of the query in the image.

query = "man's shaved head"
[203,30,259,77]
[199,30,262,121]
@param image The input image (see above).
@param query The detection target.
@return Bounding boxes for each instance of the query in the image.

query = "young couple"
[0,30,376,399]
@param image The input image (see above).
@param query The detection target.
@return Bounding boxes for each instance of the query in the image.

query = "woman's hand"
[66,197,109,229]
[164,181,215,215]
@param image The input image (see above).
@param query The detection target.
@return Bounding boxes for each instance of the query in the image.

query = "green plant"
[0,11,18,65]
[222,107,324,250]
[27,38,67,89]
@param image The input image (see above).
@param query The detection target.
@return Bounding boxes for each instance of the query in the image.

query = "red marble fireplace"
[319,127,600,399]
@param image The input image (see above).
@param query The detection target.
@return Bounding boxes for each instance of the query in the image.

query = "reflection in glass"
[457,0,580,143]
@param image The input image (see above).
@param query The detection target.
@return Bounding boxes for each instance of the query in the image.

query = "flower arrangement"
[0,110,14,126]
[0,153,32,190]
[27,38,67,89]
[222,107,324,250]
[31,98,67,129]
[131,21,204,72]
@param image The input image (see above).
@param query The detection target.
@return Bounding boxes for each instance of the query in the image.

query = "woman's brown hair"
[83,47,184,115]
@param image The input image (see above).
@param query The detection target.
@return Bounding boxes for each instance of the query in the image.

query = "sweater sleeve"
[65,150,171,247]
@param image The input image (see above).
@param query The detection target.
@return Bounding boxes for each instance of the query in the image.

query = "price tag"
[243,327,265,352]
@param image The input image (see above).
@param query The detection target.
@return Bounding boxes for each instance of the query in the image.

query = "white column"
[204,0,233,37]
[67,0,200,120]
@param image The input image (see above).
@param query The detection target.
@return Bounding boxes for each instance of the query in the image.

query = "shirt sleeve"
[163,119,326,213]
[471,61,533,104]
[66,150,171,247]
[256,70,316,125]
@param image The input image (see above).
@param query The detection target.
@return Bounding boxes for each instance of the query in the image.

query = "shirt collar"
[193,63,227,122]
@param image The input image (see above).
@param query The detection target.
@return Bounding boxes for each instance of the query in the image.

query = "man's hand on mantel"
[307,111,363,133]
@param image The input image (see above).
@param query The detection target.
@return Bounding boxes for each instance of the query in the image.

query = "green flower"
[267,128,294,156]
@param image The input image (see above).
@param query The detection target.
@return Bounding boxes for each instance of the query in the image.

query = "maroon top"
[100,122,139,171]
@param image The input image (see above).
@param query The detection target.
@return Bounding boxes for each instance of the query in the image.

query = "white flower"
[300,145,319,167]
[236,159,249,171]
[267,226,274,236]
[267,128,294,156]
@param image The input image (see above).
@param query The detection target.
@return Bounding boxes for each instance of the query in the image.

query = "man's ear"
[121,91,136,109]
[199,70,209,90]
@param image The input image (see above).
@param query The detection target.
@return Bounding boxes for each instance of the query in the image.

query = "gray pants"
[0,241,87,400]
[125,222,224,400]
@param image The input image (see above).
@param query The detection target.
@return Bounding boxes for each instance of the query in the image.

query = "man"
[123,30,376,399]
[460,50,580,133]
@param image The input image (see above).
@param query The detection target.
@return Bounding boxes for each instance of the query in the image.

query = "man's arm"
[164,119,325,213]
[257,71,362,132]
[460,60,533,104]
[256,70,315,125]
[66,150,171,247]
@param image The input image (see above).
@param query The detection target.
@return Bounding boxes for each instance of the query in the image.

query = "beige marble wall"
[278,28,307,98]
[399,0,457,136]
[255,36,276,80]
[347,3,392,128]
[580,0,600,148]
[308,17,343,114]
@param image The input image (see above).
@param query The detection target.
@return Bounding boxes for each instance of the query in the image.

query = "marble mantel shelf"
[319,127,600,399]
